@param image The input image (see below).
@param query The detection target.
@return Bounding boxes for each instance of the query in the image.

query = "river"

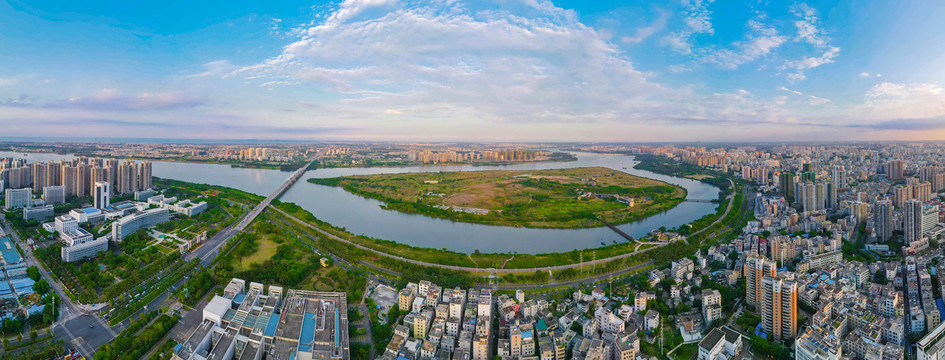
[0,151,718,254]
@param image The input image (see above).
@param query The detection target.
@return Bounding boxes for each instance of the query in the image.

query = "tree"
[26,266,40,281]
[30,329,37,341]
[33,279,50,296]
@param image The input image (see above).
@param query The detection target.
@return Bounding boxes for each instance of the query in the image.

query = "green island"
[309,166,686,228]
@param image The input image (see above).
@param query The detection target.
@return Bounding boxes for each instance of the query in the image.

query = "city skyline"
[2,0,945,142]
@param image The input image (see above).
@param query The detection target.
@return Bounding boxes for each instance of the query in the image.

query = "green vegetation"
[175,268,216,306]
[96,311,181,360]
[310,167,685,228]
[109,259,198,325]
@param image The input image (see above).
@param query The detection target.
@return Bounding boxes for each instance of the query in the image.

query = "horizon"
[2,0,944,141]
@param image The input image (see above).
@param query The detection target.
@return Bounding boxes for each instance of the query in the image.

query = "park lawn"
[233,235,280,271]
[311,167,686,229]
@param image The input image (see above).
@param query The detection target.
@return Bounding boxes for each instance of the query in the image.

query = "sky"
[1,0,945,142]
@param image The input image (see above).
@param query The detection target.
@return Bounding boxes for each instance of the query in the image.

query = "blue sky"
[1,0,944,141]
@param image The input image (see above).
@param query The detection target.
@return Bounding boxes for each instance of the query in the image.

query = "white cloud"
[808,95,831,106]
[781,4,839,82]
[239,0,670,127]
[779,86,804,95]
[783,46,839,82]
[700,18,785,70]
[384,109,402,114]
[0,77,17,86]
[55,88,205,110]
[622,9,668,44]
[182,60,237,79]
[862,82,945,119]
[660,0,714,55]
[791,3,828,47]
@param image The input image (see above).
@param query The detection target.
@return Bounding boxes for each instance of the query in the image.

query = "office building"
[94,181,110,210]
[23,205,54,222]
[760,276,797,342]
[4,188,31,210]
[112,208,170,240]
[43,185,65,205]
[56,215,108,262]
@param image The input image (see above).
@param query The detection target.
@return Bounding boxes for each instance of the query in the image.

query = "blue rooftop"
[81,208,100,214]
[937,299,945,319]
[298,312,316,353]
[265,313,281,337]
[233,293,246,304]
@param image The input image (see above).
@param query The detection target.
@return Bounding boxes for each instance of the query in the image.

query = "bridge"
[684,198,716,203]
[190,155,319,266]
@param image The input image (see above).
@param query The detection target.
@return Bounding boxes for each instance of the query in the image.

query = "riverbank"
[310,166,686,229]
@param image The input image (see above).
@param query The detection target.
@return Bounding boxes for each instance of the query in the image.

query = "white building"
[697,327,743,360]
[919,322,945,360]
[4,188,31,210]
[168,199,208,216]
[94,181,110,210]
[112,207,170,240]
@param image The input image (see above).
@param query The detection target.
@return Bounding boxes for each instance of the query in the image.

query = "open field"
[311,166,686,228]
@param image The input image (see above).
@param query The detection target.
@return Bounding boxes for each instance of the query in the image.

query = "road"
[8,156,320,359]
[266,182,737,274]
[0,217,115,358]
[188,158,316,267]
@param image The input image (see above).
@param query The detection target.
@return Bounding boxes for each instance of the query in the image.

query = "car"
[89,324,94,328]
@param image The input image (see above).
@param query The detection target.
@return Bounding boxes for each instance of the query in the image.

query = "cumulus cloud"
[660,0,714,55]
[238,0,668,125]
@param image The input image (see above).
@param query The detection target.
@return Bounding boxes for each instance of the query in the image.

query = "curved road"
[266,178,735,274]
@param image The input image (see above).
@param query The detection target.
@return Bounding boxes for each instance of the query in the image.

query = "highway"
[189,158,316,266]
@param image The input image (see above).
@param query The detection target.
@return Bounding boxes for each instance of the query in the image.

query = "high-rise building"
[60,165,75,197]
[832,165,846,188]
[746,257,777,309]
[826,182,838,209]
[94,181,110,210]
[138,161,152,190]
[923,205,939,233]
[915,182,933,203]
[887,159,904,180]
[895,185,913,209]
[874,199,893,242]
[779,173,795,202]
[761,276,797,342]
[904,199,923,244]
[31,162,47,193]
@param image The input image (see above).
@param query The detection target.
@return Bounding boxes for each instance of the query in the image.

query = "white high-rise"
[94,181,110,209]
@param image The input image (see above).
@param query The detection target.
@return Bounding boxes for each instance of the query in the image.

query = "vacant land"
[311,167,686,228]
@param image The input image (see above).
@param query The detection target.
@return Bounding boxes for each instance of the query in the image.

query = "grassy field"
[232,235,279,271]
[311,167,686,228]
